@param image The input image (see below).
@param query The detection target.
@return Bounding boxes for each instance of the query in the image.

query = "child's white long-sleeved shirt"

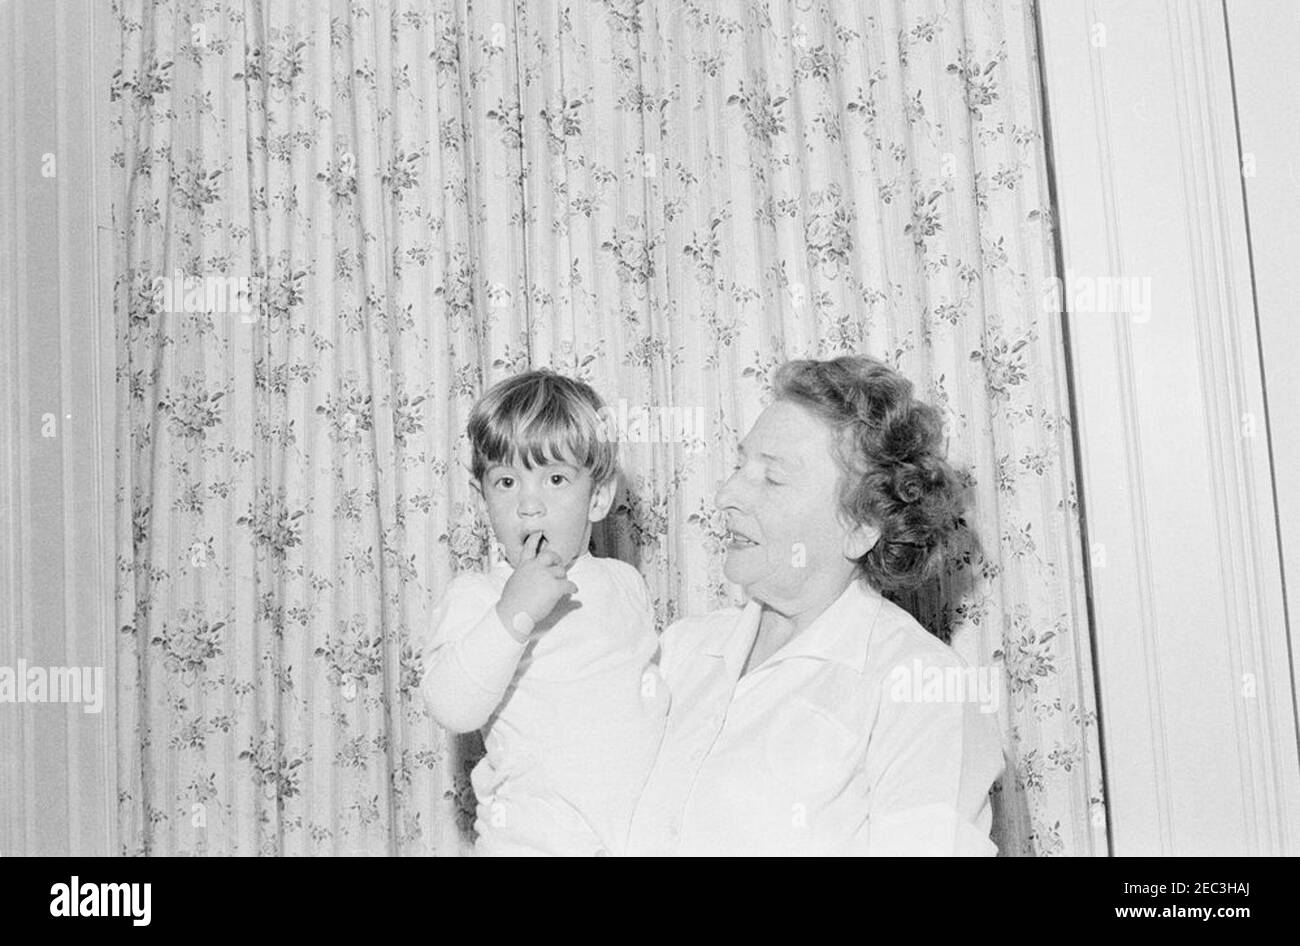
[420,553,668,856]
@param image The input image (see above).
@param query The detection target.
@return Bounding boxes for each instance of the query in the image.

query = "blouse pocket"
[763,697,861,800]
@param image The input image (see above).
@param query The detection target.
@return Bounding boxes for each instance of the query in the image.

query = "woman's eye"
[765,476,785,486]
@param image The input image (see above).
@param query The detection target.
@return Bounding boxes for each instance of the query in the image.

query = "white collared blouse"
[624,577,1005,856]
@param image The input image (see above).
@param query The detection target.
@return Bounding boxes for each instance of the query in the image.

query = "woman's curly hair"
[772,356,965,592]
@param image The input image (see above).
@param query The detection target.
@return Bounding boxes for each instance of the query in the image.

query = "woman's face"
[715,399,877,608]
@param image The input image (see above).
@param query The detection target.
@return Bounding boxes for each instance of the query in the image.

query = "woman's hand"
[495,532,578,637]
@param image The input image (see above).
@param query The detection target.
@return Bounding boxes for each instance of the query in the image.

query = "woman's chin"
[722,544,762,584]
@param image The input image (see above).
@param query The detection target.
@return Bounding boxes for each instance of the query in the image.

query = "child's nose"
[517,491,545,517]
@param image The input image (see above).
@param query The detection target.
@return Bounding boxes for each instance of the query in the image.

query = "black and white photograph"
[0,0,1294,899]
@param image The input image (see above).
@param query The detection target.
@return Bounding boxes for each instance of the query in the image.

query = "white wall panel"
[0,0,117,856]
[1038,0,1299,855]
[1226,0,1300,718]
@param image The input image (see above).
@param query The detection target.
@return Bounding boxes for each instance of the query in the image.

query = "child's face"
[476,454,616,568]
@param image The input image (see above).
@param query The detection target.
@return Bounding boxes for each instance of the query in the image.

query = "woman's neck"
[739,609,791,676]
[743,577,852,675]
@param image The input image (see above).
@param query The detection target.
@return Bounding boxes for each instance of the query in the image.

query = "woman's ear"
[587,476,617,522]
[843,520,880,561]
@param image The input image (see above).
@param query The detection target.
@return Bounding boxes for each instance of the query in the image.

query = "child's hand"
[495,532,579,638]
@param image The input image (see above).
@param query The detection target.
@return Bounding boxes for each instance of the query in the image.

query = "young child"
[421,369,668,856]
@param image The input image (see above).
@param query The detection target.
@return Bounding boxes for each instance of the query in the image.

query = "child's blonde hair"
[467,370,617,485]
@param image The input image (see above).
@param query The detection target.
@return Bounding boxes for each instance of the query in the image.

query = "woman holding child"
[422,356,1003,856]
[624,357,1003,855]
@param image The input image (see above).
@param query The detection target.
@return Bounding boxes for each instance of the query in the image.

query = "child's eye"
[495,476,515,489]
[549,473,569,486]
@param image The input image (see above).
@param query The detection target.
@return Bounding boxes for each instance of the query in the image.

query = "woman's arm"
[854,660,1005,856]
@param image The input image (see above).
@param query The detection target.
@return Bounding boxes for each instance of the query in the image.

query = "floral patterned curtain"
[113,0,1106,856]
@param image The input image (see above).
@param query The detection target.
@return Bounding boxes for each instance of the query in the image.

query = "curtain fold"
[114,0,1106,856]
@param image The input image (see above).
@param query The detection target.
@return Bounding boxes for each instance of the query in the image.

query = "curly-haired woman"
[624,355,1005,856]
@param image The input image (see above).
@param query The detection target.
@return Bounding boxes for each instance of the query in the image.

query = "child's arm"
[421,534,578,733]
[420,579,531,733]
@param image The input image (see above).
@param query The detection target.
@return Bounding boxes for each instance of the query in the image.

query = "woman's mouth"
[726,530,759,548]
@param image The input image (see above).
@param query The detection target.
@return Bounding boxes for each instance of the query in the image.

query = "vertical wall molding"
[1077,0,1178,853]
[0,0,117,856]
[1224,0,1300,851]
[1039,0,1299,854]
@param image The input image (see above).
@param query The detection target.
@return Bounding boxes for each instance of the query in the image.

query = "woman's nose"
[715,469,742,511]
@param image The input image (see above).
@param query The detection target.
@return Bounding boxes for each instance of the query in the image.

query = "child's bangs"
[511,404,594,472]
[484,390,613,481]
[469,370,617,483]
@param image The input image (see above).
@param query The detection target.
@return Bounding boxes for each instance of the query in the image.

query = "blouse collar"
[705,577,886,677]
